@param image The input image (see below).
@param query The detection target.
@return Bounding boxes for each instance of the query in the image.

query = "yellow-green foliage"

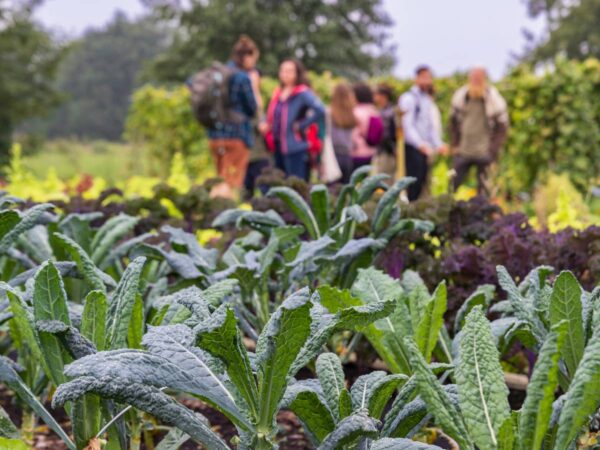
[5,143,203,207]
[532,172,593,231]
[125,85,213,178]
[499,58,600,195]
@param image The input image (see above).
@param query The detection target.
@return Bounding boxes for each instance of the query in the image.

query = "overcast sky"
[34,0,546,80]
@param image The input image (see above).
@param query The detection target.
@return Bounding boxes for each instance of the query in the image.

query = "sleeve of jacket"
[489,121,508,160]
[399,93,424,148]
[298,91,326,130]
[488,90,509,160]
[237,73,258,118]
[449,108,461,148]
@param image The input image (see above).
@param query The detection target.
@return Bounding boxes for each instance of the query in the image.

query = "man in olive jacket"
[449,67,508,196]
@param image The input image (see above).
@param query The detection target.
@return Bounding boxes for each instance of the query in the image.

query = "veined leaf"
[162,225,219,270]
[518,323,565,450]
[127,294,144,349]
[53,376,229,450]
[356,174,390,205]
[456,306,510,450]
[101,232,154,270]
[36,320,96,359]
[498,411,519,450]
[33,261,72,386]
[351,269,411,373]
[58,212,102,253]
[415,282,447,362]
[90,214,138,266]
[196,306,259,420]
[81,290,107,351]
[36,320,100,449]
[316,353,345,421]
[255,289,313,437]
[453,284,495,334]
[349,165,373,185]
[105,256,146,349]
[268,186,320,239]
[381,377,418,437]
[371,438,445,450]
[200,279,238,307]
[384,382,459,439]
[328,238,386,263]
[0,204,54,255]
[155,427,190,450]
[371,177,415,235]
[0,210,20,243]
[2,284,44,368]
[273,224,304,247]
[351,371,408,419]
[65,346,250,429]
[379,218,434,242]
[406,339,472,449]
[497,266,546,342]
[0,357,75,450]
[338,388,352,419]
[53,232,106,293]
[549,271,584,378]
[281,379,335,444]
[0,405,18,439]
[286,235,335,267]
[19,226,52,263]
[351,267,402,306]
[554,326,600,450]
[311,185,330,236]
[317,411,379,450]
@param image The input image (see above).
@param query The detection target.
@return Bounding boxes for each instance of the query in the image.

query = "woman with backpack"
[328,83,358,183]
[351,82,384,171]
[263,59,325,181]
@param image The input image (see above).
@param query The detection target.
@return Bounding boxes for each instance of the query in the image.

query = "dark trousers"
[274,150,309,181]
[453,155,491,196]
[405,143,428,201]
[335,153,353,184]
[243,158,270,199]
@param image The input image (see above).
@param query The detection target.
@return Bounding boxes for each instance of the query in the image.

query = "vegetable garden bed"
[0,169,598,449]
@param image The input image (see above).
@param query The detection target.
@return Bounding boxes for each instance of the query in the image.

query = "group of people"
[199,36,509,201]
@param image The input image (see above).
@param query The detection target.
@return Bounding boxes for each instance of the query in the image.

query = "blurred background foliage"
[1,0,598,230]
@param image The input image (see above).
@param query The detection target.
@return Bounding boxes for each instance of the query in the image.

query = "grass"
[21,139,154,184]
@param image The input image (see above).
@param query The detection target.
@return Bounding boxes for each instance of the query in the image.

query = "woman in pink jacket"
[351,82,382,171]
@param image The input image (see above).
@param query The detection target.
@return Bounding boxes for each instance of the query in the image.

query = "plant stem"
[21,409,35,448]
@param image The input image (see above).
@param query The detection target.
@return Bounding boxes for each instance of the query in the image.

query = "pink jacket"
[351,103,380,159]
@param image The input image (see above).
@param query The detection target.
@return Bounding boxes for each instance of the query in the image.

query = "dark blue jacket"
[207,62,257,148]
[267,85,325,155]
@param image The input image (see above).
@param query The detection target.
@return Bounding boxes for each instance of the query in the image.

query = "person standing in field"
[205,37,257,199]
[373,83,397,180]
[399,66,447,201]
[351,82,383,171]
[449,66,508,196]
[263,59,325,181]
[236,37,271,199]
[328,83,357,183]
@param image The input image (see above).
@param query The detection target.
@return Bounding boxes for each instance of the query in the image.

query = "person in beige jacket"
[449,66,509,196]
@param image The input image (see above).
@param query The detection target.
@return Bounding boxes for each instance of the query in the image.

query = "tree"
[36,12,167,140]
[522,0,600,62]
[0,1,63,166]
[144,0,395,82]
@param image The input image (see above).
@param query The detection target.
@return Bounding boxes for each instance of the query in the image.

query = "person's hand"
[419,144,433,157]
[258,121,270,135]
[437,143,449,156]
